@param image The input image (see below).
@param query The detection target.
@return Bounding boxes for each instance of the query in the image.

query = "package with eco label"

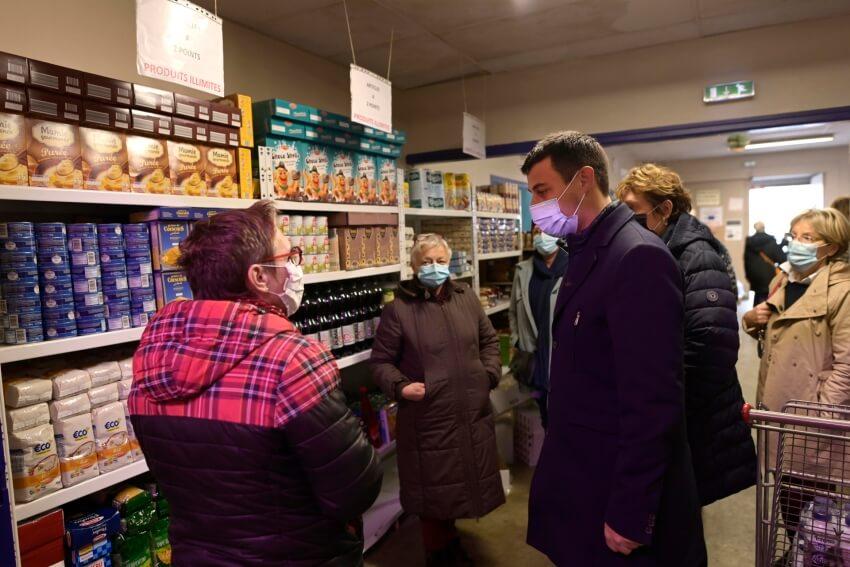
[10,423,62,502]
[92,401,134,472]
[53,411,100,487]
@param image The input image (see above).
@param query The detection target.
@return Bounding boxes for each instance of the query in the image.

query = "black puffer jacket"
[663,213,756,506]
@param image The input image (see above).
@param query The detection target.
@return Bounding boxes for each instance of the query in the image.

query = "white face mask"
[257,262,304,316]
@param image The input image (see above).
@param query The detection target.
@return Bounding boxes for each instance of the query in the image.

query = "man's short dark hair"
[521,131,609,195]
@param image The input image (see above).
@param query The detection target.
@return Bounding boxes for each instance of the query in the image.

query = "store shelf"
[484,300,510,316]
[451,271,475,280]
[475,211,521,220]
[0,185,254,209]
[276,201,399,214]
[303,265,401,285]
[15,460,149,522]
[403,208,472,218]
[0,328,145,364]
[478,250,522,261]
[337,349,372,369]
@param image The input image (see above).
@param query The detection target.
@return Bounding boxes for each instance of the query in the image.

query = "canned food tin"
[75,305,105,320]
[67,223,98,235]
[72,277,102,294]
[97,237,124,250]
[74,292,104,307]
[71,251,99,267]
[2,282,39,297]
[1,268,39,283]
[317,216,328,235]
[303,215,316,236]
[75,317,106,336]
[71,265,102,280]
[67,237,99,253]
[39,266,72,281]
[278,214,291,235]
[302,255,315,274]
[128,273,153,290]
[41,280,74,295]
[103,275,129,292]
[0,222,35,237]
[289,215,303,236]
[5,327,43,344]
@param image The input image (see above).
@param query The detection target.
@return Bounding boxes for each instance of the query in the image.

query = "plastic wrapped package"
[84,361,122,388]
[49,393,91,422]
[117,378,133,401]
[49,369,92,399]
[121,400,142,460]
[9,423,62,502]
[91,402,133,472]
[6,403,50,432]
[53,412,100,487]
[88,383,119,408]
[3,378,52,408]
[118,357,134,379]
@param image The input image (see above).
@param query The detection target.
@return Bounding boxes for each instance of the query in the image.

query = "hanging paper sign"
[136,0,224,96]
[350,64,392,134]
[462,112,486,159]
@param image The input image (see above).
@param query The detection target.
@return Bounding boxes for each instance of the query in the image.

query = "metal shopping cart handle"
[743,401,850,432]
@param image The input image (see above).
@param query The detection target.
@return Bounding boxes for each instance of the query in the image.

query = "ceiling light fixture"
[743,136,834,150]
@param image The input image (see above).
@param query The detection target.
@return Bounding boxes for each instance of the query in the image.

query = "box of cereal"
[355,153,376,205]
[269,139,304,201]
[302,144,331,202]
[329,147,355,204]
[377,157,397,206]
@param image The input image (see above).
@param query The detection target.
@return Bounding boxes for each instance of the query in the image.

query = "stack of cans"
[36,223,77,340]
[68,223,106,336]
[123,224,156,328]
[99,223,131,331]
[0,222,44,344]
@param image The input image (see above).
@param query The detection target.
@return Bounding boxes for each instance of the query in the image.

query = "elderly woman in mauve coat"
[370,233,505,566]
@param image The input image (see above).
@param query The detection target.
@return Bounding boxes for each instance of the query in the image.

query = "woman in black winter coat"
[617,163,756,506]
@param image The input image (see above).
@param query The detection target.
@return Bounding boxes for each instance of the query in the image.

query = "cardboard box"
[208,123,238,148]
[355,153,376,205]
[127,135,170,194]
[214,93,252,146]
[256,145,274,200]
[377,157,397,206]
[83,73,132,106]
[130,109,172,137]
[130,207,205,221]
[362,227,377,268]
[426,169,446,208]
[255,118,319,142]
[150,221,190,271]
[155,270,193,309]
[225,126,239,148]
[407,169,425,208]
[0,51,27,84]
[172,117,208,142]
[237,147,253,199]
[0,84,25,113]
[0,112,29,185]
[454,173,472,210]
[209,100,240,127]
[21,539,64,566]
[319,110,355,133]
[254,98,320,126]
[80,127,129,192]
[18,509,63,553]
[174,93,210,122]
[26,118,82,188]
[132,84,174,114]
[302,144,331,202]
[205,146,238,198]
[328,212,398,227]
[82,102,131,131]
[27,59,83,96]
[167,140,206,196]
[337,227,367,270]
[328,146,355,203]
[268,138,305,201]
[27,88,81,123]
[374,227,390,267]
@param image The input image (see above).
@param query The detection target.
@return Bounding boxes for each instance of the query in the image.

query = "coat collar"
[398,278,463,302]
[767,260,850,320]
[554,202,633,322]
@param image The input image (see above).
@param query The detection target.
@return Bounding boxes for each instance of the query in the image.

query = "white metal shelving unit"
[484,300,511,316]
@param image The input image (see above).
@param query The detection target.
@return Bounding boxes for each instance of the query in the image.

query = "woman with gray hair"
[370,233,505,566]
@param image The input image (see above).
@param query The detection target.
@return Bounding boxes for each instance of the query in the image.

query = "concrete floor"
[366,302,760,566]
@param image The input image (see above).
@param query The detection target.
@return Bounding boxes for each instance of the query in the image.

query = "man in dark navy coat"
[522,131,706,566]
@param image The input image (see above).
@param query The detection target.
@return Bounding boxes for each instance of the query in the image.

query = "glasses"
[786,233,821,245]
[261,246,303,266]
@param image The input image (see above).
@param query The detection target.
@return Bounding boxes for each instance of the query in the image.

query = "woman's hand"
[401,383,426,402]
[744,302,772,329]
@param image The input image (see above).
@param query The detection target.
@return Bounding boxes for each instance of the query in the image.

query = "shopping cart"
[743,400,850,566]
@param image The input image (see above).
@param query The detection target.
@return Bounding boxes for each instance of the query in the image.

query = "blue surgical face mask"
[533,233,560,255]
[417,262,451,288]
[788,239,826,272]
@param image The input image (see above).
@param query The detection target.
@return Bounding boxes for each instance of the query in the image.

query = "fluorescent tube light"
[744,136,834,150]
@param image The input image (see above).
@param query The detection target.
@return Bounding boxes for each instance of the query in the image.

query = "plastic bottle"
[804,498,839,566]
[839,503,850,567]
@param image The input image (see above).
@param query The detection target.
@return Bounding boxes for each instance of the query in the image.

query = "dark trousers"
[420,518,457,552]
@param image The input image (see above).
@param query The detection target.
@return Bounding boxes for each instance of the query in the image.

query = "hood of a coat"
[665,213,725,257]
[133,299,295,402]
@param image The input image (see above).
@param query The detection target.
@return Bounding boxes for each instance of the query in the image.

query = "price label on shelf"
[462,112,486,159]
[350,64,392,134]
[136,0,225,96]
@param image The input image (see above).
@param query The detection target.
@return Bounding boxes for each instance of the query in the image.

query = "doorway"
[748,174,825,243]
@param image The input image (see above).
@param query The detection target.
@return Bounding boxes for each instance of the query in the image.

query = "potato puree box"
[0,84,26,113]
[150,221,190,272]
[27,89,81,123]
[155,270,193,310]
[132,84,174,115]
[328,147,355,204]
[27,60,83,96]
[80,127,129,192]
[83,73,132,107]
[127,135,170,194]
[355,153,376,205]
[130,109,172,137]
[0,113,28,186]
[302,144,331,202]
[167,140,206,196]
[204,146,237,198]
[213,93,252,146]
[0,51,28,85]
[26,119,82,188]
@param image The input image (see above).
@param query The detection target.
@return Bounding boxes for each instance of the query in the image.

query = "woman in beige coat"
[743,207,850,540]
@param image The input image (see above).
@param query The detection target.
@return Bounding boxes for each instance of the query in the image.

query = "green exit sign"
[703,80,755,103]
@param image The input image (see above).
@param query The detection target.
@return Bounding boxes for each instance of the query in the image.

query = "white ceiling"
[610,121,850,163]
[218,0,850,88]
